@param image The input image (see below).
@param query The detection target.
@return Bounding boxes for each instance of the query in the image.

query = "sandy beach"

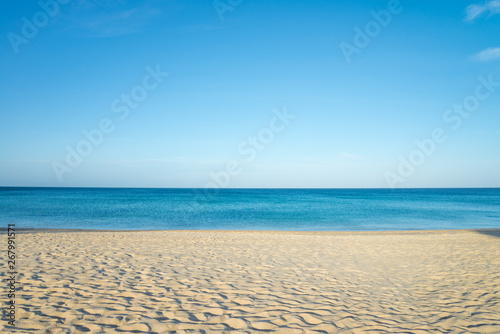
[3,229,500,333]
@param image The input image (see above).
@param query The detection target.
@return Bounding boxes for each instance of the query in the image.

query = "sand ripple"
[1,230,499,333]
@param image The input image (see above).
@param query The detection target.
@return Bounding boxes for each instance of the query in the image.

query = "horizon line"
[1,186,500,190]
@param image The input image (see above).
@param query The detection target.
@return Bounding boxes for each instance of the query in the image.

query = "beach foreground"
[5,230,500,333]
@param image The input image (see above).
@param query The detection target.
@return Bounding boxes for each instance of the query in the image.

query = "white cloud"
[473,47,500,61]
[465,0,500,22]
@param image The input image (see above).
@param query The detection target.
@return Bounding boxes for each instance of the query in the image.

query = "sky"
[0,0,499,188]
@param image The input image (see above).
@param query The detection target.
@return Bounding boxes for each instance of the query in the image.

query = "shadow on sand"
[474,229,500,238]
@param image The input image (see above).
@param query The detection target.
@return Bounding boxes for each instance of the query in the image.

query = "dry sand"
[3,229,500,333]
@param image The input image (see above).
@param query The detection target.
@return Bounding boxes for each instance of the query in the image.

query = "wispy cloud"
[464,0,500,22]
[59,1,163,38]
[340,152,363,161]
[175,23,226,34]
[90,158,231,165]
[0,160,54,164]
[473,47,500,61]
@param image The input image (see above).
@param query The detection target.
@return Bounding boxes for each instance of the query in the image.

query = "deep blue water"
[0,187,499,231]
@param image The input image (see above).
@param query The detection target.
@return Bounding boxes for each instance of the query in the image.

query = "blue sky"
[1,0,499,188]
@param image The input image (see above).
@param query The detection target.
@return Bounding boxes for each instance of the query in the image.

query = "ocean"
[0,187,499,231]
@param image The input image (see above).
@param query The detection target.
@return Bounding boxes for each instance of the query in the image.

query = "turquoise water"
[0,187,499,231]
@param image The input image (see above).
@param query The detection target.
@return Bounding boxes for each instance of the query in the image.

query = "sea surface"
[0,187,499,231]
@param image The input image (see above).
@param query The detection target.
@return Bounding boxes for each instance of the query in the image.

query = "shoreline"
[3,226,500,235]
